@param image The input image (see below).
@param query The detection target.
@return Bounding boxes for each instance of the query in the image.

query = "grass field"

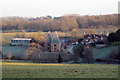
[2,44,28,57]
[92,45,118,59]
[2,62,118,78]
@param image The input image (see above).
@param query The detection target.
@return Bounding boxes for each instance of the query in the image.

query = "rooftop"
[12,38,32,40]
[45,31,53,43]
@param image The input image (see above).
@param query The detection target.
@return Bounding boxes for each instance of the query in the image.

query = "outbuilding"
[10,38,32,46]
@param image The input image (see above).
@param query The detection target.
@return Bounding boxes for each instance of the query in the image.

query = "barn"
[10,38,32,46]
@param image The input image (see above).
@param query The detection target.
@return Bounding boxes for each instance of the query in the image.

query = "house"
[81,34,107,46]
[81,36,95,45]
[10,38,32,46]
[44,31,61,52]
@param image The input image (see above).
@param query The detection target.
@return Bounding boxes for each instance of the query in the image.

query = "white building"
[11,38,32,46]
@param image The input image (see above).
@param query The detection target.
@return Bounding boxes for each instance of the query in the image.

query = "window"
[21,40,23,43]
[54,44,56,47]
[26,40,29,43]
[25,40,27,43]
[16,40,18,43]
[20,40,22,43]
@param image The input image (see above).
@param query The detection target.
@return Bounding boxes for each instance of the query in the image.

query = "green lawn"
[92,45,118,59]
[2,44,28,57]
[2,62,118,78]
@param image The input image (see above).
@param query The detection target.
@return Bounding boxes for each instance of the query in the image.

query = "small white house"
[11,38,32,46]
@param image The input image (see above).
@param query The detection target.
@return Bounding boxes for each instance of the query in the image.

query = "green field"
[92,45,118,59]
[2,44,28,57]
[2,62,118,78]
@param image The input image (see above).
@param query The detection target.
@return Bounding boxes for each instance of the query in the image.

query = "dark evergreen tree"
[107,33,116,42]
[116,29,120,41]
[58,55,62,63]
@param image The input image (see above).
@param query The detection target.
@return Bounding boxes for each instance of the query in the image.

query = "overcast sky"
[0,0,119,17]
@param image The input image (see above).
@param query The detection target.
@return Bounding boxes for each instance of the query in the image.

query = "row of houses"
[81,34,107,48]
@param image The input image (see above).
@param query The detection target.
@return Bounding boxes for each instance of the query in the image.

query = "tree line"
[1,14,118,32]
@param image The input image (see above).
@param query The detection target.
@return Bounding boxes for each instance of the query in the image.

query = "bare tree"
[25,43,43,62]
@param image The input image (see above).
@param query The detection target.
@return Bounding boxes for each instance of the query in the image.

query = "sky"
[0,0,119,17]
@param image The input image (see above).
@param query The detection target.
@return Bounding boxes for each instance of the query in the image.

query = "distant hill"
[1,14,118,32]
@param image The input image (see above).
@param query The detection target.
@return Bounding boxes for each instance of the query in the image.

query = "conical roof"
[51,31,60,43]
[45,31,52,43]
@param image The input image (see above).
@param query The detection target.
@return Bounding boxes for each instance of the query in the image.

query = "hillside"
[1,14,118,32]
